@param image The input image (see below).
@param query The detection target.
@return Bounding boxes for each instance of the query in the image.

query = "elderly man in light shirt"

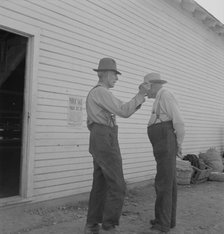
[144,73,185,234]
[84,58,148,234]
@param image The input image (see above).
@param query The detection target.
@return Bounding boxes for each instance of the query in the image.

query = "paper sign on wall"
[68,95,83,127]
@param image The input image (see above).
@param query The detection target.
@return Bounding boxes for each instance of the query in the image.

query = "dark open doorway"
[0,29,27,198]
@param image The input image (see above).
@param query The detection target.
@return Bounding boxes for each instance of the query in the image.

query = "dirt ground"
[0,180,224,234]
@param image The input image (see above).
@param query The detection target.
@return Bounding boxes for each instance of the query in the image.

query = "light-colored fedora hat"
[93,57,121,75]
[144,73,167,84]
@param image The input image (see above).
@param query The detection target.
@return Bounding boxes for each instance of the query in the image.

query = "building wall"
[0,0,223,202]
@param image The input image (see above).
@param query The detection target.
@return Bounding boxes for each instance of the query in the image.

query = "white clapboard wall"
[0,0,223,202]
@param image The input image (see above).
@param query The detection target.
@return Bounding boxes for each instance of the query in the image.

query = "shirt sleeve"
[92,87,145,118]
[161,91,185,146]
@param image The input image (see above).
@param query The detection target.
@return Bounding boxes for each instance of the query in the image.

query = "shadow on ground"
[0,181,224,234]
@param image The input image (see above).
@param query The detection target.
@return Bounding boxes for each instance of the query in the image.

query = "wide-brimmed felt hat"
[144,73,167,84]
[93,57,121,75]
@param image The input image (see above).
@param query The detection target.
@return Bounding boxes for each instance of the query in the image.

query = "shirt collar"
[156,87,165,99]
[97,81,108,89]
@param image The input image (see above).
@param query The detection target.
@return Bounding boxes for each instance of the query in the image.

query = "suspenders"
[87,85,116,127]
[109,113,116,127]
[153,90,165,125]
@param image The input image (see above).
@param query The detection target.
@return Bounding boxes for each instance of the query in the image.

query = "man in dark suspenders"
[84,58,148,234]
[144,73,185,234]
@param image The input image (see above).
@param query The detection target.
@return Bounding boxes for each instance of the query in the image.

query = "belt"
[88,122,117,130]
[148,120,172,128]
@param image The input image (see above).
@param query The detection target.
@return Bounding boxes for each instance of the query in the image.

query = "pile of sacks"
[176,158,193,185]
[182,154,212,184]
[176,148,224,184]
[199,148,224,182]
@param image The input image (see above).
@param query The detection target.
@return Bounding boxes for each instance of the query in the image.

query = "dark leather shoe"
[150,219,157,226]
[149,229,169,234]
[150,219,175,229]
[84,223,100,234]
[99,227,120,233]
[150,224,169,233]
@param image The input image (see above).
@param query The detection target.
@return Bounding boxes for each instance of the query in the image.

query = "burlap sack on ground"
[209,172,224,182]
[199,148,224,173]
[176,158,193,185]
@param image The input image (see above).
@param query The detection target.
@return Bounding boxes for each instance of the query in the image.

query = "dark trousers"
[87,123,126,229]
[147,121,178,232]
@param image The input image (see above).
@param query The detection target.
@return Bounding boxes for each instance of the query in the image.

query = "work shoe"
[150,219,157,226]
[150,225,169,234]
[99,227,120,234]
[84,223,100,234]
[150,219,175,229]
[149,229,169,234]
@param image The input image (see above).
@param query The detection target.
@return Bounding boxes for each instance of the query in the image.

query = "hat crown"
[144,73,167,84]
[98,58,116,70]
[93,57,121,74]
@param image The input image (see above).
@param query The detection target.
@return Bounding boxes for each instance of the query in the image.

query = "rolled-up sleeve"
[162,92,185,146]
[93,87,145,118]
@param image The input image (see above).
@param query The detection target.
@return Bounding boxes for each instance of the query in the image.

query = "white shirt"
[148,88,185,147]
[86,82,145,127]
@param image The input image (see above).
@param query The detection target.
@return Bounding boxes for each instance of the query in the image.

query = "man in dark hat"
[144,73,185,234]
[84,58,148,234]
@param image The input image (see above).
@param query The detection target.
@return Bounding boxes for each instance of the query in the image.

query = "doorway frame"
[0,15,40,203]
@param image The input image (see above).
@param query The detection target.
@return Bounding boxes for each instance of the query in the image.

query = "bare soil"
[0,181,224,234]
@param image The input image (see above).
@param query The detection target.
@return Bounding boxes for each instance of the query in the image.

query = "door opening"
[0,29,27,198]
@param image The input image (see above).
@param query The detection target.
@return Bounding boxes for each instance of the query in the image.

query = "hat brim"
[149,79,167,84]
[93,69,121,75]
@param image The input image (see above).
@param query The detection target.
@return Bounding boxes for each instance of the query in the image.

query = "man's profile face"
[146,83,157,99]
[143,82,153,98]
[107,71,118,88]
